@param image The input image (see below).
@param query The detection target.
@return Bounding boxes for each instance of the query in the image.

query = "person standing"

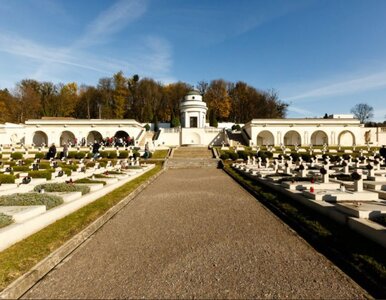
[47,143,57,159]
[92,141,100,159]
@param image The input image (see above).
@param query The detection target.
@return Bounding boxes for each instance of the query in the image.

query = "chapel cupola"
[180,90,208,128]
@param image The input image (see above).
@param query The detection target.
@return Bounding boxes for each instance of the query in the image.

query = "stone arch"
[114,130,130,140]
[87,130,103,145]
[184,132,201,145]
[310,130,328,146]
[283,130,301,146]
[338,130,355,146]
[60,130,76,146]
[33,131,48,146]
[256,130,274,146]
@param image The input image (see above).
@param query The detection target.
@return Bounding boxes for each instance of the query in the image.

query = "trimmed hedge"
[100,151,117,159]
[34,183,90,195]
[28,170,52,180]
[74,178,107,185]
[0,193,63,209]
[118,151,129,158]
[68,151,87,159]
[0,213,13,229]
[34,152,45,159]
[12,166,30,172]
[11,152,23,160]
[0,174,16,184]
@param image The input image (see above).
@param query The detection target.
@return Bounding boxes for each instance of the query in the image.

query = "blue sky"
[1,0,386,121]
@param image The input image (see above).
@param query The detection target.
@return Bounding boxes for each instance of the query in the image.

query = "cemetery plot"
[0,147,156,252]
[223,145,386,248]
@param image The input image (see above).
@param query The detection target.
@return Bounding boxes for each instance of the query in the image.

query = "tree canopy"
[0,72,288,124]
[350,103,374,123]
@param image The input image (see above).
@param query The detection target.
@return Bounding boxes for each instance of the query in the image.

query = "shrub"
[11,152,23,160]
[28,170,52,180]
[74,152,86,159]
[144,124,150,131]
[133,152,140,159]
[108,151,117,159]
[237,151,248,161]
[0,193,63,209]
[38,162,52,169]
[118,151,129,158]
[231,124,241,131]
[99,151,117,159]
[342,154,350,160]
[220,152,229,160]
[0,174,15,184]
[228,151,239,161]
[106,170,124,175]
[0,213,13,229]
[35,152,45,159]
[67,151,77,158]
[34,183,90,195]
[301,153,312,162]
[351,172,362,181]
[12,166,30,172]
[99,151,109,158]
[86,162,95,168]
[61,167,72,176]
[291,153,300,162]
[74,178,107,185]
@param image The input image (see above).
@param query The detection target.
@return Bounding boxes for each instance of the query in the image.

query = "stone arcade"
[0,91,385,147]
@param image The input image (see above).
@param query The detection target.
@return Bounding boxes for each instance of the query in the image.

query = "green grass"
[0,193,63,210]
[0,213,13,229]
[151,149,168,159]
[0,164,161,291]
[223,163,386,297]
[33,183,90,195]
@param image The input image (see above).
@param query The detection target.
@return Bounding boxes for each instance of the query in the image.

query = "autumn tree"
[205,79,231,125]
[14,79,42,122]
[112,71,129,119]
[0,89,17,123]
[97,77,114,119]
[75,85,102,119]
[136,78,163,122]
[162,82,191,125]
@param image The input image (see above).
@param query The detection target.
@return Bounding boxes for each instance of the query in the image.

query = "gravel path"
[23,169,366,299]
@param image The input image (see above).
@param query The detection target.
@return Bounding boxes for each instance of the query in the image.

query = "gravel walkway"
[23,169,366,299]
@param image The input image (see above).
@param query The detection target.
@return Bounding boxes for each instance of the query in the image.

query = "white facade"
[0,119,143,147]
[243,117,386,147]
[0,91,385,148]
[180,91,207,128]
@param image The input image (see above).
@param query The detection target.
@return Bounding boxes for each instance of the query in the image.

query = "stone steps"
[172,147,213,159]
[167,158,219,169]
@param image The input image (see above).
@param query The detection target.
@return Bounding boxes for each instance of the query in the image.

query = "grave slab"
[335,202,386,219]
[0,205,46,222]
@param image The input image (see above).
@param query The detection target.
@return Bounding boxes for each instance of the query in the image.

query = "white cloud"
[286,106,314,117]
[284,70,386,102]
[78,0,148,47]
[0,0,174,85]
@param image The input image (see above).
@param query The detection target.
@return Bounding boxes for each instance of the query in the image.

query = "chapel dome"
[184,90,203,101]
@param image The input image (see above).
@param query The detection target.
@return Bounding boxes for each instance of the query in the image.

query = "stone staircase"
[139,131,155,147]
[226,131,248,146]
[167,147,219,169]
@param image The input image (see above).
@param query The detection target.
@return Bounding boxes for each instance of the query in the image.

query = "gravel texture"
[23,168,367,299]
